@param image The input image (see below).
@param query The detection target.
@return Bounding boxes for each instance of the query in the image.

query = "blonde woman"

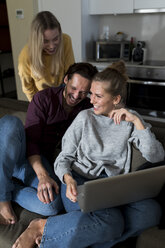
[18,11,75,101]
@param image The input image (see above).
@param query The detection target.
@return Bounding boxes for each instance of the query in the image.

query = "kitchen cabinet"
[89,0,133,15]
[134,0,165,10]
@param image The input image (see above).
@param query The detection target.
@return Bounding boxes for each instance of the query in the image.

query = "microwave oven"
[95,40,130,62]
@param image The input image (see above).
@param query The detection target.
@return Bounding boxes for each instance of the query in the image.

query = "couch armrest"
[131,145,147,172]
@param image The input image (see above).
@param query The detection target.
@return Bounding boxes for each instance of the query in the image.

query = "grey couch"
[0,118,164,248]
[133,119,165,248]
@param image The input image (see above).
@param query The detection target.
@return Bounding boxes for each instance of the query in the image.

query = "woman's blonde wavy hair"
[28,11,63,79]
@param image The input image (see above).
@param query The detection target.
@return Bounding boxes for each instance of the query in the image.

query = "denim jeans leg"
[60,171,98,212]
[0,115,26,201]
[18,156,60,189]
[13,183,63,216]
[60,170,162,248]
[40,207,124,248]
[94,198,162,248]
[61,182,80,212]
[13,156,63,216]
[40,172,124,247]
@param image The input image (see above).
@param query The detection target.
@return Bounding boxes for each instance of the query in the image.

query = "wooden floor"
[0,97,29,111]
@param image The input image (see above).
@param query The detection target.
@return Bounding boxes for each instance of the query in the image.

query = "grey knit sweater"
[54,109,165,183]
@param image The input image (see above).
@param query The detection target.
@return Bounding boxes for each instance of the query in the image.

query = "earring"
[114,103,119,109]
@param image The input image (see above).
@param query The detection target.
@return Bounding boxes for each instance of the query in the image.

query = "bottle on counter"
[129,37,134,61]
[100,25,110,40]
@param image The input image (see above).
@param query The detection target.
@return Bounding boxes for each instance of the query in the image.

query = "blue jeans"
[0,115,63,216]
[40,173,162,248]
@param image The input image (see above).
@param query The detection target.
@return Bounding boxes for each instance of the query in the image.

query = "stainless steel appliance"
[126,60,165,122]
[132,41,147,63]
[95,40,130,62]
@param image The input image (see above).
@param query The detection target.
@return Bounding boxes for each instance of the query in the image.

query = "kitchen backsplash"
[97,13,165,61]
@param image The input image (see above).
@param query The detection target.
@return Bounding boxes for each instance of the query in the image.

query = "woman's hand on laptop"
[64,174,78,202]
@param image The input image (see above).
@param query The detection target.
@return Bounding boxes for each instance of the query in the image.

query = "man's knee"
[0,115,25,155]
[0,115,23,132]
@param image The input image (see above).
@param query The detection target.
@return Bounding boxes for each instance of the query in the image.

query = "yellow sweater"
[18,33,75,101]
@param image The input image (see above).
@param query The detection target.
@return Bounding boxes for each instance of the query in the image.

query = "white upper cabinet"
[134,0,165,10]
[89,0,165,15]
[89,0,134,15]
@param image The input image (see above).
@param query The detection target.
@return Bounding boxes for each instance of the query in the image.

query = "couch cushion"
[131,145,147,172]
[131,125,165,172]
[136,226,165,248]
[151,126,165,149]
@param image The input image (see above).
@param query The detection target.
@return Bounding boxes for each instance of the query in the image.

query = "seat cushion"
[136,226,165,248]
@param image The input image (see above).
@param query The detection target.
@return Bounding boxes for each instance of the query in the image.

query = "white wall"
[98,13,165,60]
[6,0,38,101]
[81,1,99,60]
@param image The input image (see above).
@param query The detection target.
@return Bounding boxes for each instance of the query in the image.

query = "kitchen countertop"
[87,60,165,70]
[87,60,165,81]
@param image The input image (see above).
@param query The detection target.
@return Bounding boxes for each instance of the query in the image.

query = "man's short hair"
[65,62,98,81]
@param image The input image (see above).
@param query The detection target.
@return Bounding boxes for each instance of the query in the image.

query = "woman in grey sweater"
[13,61,164,248]
[55,61,164,203]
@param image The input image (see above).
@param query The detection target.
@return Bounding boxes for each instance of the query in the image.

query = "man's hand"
[37,174,59,204]
[64,174,78,202]
[28,155,59,204]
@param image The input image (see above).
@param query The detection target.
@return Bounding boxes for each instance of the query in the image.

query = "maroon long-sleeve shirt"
[25,86,92,164]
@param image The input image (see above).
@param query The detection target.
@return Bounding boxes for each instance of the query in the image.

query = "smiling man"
[0,62,97,226]
[25,62,97,166]
[63,73,91,107]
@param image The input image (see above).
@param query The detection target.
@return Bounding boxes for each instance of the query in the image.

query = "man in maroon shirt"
[0,62,98,225]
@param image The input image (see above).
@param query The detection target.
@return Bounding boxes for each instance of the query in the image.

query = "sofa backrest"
[131,121,165,172]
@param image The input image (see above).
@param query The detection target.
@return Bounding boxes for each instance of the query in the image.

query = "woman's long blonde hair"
[28,11,63,79]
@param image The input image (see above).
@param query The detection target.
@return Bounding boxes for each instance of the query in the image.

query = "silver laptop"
[77,165,165,212]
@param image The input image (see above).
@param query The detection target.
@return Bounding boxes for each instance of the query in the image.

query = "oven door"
[126,80,165,119]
